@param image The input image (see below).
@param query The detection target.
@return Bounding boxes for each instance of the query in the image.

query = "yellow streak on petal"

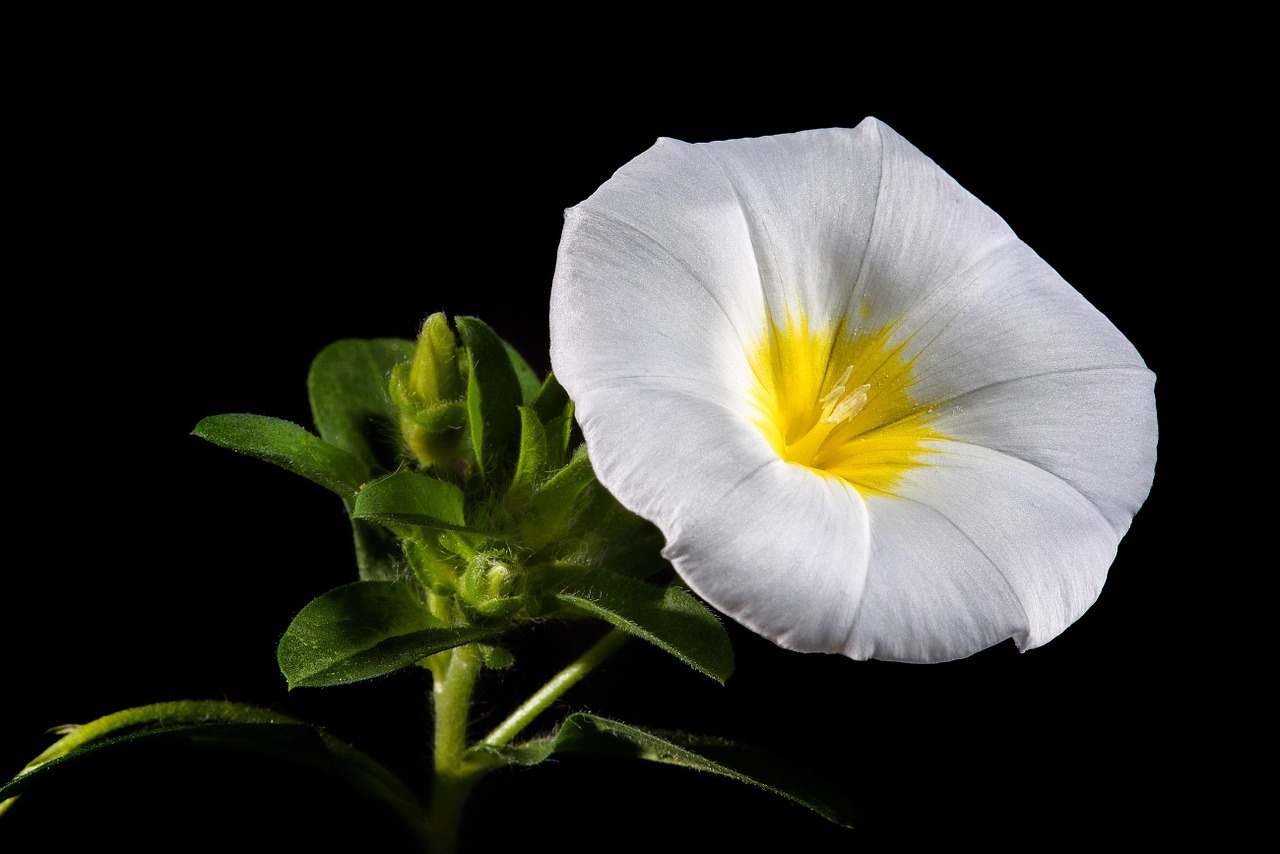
[746,305,947,496]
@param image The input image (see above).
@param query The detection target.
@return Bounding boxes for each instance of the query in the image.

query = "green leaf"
[304,338,418,582]
[508,406,548,502]
[541,565,734,684]
[192,414,367,500]
[530,370,570,424]
[406,399,468,433]
[479,713,859,829]
[277,580,499,688]
[502,339,542,405]
[530,445,596,529]
[0,701,428,842]
[308,337,414,474]
[533,372,574,467]
[456,317,522,486]
[543,413,574,469]
[352,469,467,530]
[565,479,668,580]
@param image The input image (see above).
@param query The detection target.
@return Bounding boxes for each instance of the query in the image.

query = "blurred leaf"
[352,469,467,531]
[541,565,733,684]
[567,480,668,580]
[192,414,366,499]
[479,712,859,828]
[0,701,427,842]
[277,581,498,688]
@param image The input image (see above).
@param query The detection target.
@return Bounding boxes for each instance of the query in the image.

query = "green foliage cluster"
[1,314,854,850]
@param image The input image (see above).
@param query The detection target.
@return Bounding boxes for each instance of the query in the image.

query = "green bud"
[393,313,470,470]
[410,312,462,404]
[458,554,526,621]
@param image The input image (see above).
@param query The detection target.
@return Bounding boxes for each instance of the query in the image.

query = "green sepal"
[0,701,428,842]
[191,414,367,500]
[476,712,859,829]
[456,317,523,487]
[276,581,500,688]
[352,470,467,531]
[307,338,414,475]
[540,565,734,684]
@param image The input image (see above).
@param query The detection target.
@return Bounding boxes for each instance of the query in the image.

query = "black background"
[5,33,1203,852]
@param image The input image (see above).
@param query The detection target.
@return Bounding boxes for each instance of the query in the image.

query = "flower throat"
[746,306,946,496]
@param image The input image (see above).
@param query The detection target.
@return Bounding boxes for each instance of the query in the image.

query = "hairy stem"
[426,642,484,854]
[481,629,629,749]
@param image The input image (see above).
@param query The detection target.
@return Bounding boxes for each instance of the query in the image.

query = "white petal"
[930,368,1157,536]
[574,383,872,655]
[551,124,889,378]
[849,443,1123,662]
[550,118,1157,663]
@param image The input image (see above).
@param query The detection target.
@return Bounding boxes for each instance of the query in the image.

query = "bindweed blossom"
[549,118,1157,663]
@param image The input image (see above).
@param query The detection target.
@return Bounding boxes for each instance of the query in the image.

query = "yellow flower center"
[746,306,946,496]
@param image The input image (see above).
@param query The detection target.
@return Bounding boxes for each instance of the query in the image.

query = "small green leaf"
[352,469,467,530]
[406,399,468,433]
[555,477,668,579]
[456,317,522,486]
[277,581,500,688]
[543,413,574,469]
[508,407,549,502]
[192,414,366,500]
[308,338,414,474]
[479,713,859,829]
[530,445,596,530]
[502,339,542,405]
[531,371,570,425]
[541,565,734,684]
[533,373,574,467]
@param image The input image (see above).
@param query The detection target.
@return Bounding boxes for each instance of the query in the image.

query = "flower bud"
[392,313,469,470]
[458,554,527,622]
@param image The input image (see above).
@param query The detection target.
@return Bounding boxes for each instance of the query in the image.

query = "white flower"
[549,119,1157,663]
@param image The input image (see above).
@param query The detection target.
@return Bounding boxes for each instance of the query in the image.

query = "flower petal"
[550,118,1157,663]
[572,383,871,655]
[850,443,1124,662]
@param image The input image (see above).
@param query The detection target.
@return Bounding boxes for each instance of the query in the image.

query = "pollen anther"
[818,365,870,424]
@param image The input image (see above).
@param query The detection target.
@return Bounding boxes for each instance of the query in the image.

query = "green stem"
[426,642,484,854]
[424,629,630,851]
[481,628,629,749]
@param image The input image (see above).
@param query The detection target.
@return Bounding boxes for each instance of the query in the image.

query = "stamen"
[818,364,870,424]
[824,383,870,424]
[818,365,855,415]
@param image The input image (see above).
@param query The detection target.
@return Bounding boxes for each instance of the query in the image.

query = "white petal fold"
[550,118,1157,663]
